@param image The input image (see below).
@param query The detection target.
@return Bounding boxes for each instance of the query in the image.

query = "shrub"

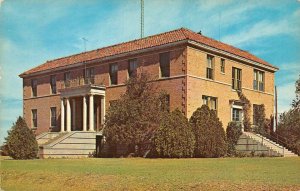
[226,122,243,156]
[152,109,195,158]
[189,105,227,158]
[253,104,266,135]
[5,117,38,159]
[104,72,164,156]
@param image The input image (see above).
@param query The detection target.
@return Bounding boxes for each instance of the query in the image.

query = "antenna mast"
[82,37,88,80]
[141,0,144,38]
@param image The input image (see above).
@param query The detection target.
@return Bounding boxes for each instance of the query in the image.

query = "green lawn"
[1,157,300,191]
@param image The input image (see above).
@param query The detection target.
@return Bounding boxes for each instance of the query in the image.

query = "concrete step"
[243,132,298,157]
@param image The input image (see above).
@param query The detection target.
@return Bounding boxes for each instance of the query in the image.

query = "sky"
[0,0,299,143]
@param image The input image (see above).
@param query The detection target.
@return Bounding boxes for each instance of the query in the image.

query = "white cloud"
[277,82,296,113]
[0,0,3,7]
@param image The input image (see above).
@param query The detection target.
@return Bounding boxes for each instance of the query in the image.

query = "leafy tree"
[152,109,195,158]
[276,75,300,155]
[5,117,38,159]
[189,105,227,158]
[104,72,165,156]
[226,122,242,156]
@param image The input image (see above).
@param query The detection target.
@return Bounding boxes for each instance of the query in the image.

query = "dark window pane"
[160,52,170,77]
[110,63,118,85]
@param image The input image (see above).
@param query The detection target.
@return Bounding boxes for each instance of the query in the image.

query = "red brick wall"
[22,45,187,134]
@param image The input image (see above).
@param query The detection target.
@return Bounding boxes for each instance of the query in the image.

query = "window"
[109,63,118,85]
[232,67,242,91]
[50,75,56,94]
[159,52,170,78]
[64,72,71,87]
[220,59,225,73]
[84,68,95,84]
[31,79,37,97]
[160,94,170,112]
[202,95,217,112]
[50,107,56,127]
[32,109,37,128]
[206,55,214,79]
[128,59,138,78]
[232,108,242,122]
[253,70,264,91]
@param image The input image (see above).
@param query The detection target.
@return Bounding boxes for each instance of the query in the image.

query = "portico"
[59,85,106,132]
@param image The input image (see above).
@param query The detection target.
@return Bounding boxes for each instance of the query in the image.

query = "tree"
[5,117,38,159]
[189,105,227,158]
[152,109,195,158]
[104,72,165,156]
[276,75,300,155]
[226,122,242,156]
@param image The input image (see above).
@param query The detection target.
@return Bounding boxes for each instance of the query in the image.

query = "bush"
[152,109,195,158]
[104,72,163,156]
[5,117,38,159]
[189,105,227,158]
[226,122,243,156]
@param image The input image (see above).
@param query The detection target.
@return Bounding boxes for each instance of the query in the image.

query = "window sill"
[31,127,37,130]
[220,72,225,75]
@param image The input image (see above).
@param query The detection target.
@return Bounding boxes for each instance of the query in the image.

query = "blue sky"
[0,0,299,143]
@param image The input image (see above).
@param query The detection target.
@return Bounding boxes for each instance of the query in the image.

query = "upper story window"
[32,109,37,128]
[202,95,217,112]
[206,55,214,79]
[232,67,242,91]
[253,70,264,91]
[128,59,138,78]
[84,68,95,84]
[50,107,57,127]
[159,52,170,78]
[50,75,56,94]
[109,63,118,85]
[31,79,37,97]
[220,59,225,73]
[64,72,71,87]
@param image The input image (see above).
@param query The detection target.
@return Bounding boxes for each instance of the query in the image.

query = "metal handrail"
[253,133,285,156]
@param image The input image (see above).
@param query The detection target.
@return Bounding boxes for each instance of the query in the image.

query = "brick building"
[20,28,278,136]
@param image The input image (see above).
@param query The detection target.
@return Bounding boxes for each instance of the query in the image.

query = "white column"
[60,98,65,132]
[83,96,87,131]
[72,99,76,131]
[89,94,94,131]
[66,97,71,132]
[100,96,106,125]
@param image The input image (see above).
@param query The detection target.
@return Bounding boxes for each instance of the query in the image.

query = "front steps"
[237,132,298,157]
[37,131,101,158]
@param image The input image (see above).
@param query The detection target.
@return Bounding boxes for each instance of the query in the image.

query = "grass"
[1,157,300,191]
